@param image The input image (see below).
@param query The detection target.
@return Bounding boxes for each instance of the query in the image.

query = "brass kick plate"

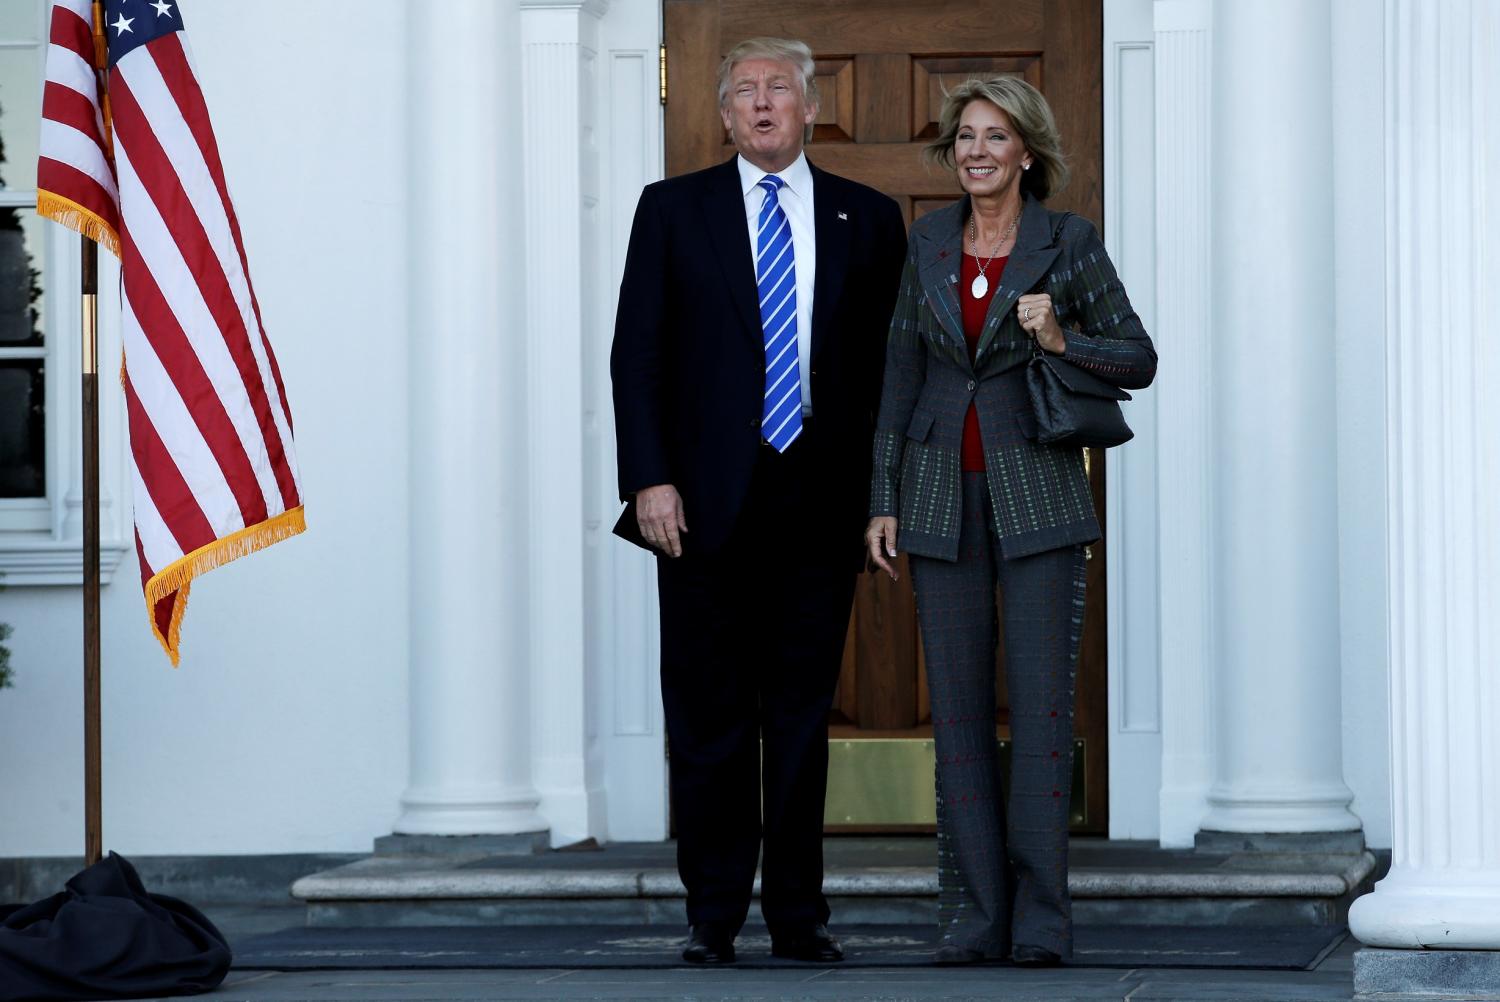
[824,738,1087,829]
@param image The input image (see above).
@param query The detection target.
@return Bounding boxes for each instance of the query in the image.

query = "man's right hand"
[865,516,899,581]
[636,484,688,558]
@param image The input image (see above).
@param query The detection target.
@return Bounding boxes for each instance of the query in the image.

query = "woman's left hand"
[1017,293,1067,354]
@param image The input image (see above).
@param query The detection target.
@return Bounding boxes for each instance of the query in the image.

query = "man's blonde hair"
[717,38,819,142]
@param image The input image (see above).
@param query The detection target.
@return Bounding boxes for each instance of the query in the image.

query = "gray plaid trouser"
[909,472,1088,960]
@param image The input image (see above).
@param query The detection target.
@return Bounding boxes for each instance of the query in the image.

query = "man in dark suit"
[611,37,907,965]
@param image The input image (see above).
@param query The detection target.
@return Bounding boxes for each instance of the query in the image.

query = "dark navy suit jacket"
[611,156,908,560]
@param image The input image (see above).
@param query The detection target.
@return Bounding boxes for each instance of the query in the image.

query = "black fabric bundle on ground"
[0,852,230,1001]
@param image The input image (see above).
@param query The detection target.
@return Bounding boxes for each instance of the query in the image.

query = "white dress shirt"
[738,153,816,416]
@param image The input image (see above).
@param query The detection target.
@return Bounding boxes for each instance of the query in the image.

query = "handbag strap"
[1028,209,1076,359]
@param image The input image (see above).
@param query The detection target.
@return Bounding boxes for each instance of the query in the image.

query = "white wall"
[1143,0,1216,847]
[1103,0,1164,841]
[585,0,670,842]
[1331,0,1391,849]
[0,0,411,855]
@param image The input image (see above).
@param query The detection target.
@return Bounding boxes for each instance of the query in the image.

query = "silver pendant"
[970,273,989,299]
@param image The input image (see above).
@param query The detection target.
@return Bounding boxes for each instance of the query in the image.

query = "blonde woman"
[865,77,1155,966]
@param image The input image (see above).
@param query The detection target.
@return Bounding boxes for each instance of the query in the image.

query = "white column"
[1348,0,1500,949]
[520,0,610,847]
[1151,0,1215,847]
[396,0,545,836]
[1201,0,1359,835]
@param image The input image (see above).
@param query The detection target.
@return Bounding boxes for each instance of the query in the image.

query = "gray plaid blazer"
[869,195,1156,561]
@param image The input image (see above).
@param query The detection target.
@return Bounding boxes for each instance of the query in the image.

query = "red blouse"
[958,251,1008,472]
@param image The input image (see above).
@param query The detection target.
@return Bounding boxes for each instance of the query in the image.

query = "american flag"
[36,0,304,666]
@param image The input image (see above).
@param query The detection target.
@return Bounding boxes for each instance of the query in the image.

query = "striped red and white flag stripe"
[37,0,119,252]
[37,0,304,665]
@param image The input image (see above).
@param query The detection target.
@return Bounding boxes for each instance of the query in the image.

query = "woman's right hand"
[865,517,900,581]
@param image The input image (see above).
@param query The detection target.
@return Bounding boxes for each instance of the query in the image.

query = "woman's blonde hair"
[924,76,1068,201]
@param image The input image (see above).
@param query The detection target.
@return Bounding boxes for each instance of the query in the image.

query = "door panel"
[664,0,1107,834]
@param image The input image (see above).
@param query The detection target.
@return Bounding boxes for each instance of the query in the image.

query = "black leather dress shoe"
[771,923,844,962]
[934,943,987,965]
[1011,944,1062,967]
[682,924,736,964]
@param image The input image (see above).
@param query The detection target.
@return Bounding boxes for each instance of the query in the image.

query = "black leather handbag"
[1025,348,1134,448]
[1020,209,1134,449]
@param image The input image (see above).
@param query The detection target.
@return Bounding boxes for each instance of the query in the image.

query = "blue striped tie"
[755,175,802,451]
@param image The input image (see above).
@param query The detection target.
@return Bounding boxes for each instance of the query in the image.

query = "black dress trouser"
[656,424,855,935]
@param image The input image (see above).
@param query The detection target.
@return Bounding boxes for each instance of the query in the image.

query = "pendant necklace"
[968,208,1021,299]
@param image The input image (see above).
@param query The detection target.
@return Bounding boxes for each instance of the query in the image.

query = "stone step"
[290,839,1381,929]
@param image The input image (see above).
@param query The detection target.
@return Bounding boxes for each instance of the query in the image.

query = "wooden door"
[665,0,1107,833]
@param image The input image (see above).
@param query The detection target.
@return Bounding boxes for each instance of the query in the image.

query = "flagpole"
[82,235,101,868]
[81,0,108,871]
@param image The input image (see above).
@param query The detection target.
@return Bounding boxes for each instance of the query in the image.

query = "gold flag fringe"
[145,506,307,666]
[36,190,121,258]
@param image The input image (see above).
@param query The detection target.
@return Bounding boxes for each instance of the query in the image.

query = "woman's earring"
[1023,162,1032,171]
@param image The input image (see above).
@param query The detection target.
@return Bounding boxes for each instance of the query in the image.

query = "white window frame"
[0,191,49,533]
[0,3,127,585]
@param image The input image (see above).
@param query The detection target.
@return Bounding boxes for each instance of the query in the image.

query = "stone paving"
[171,906,1365,1002]
[196,940,1360,1002]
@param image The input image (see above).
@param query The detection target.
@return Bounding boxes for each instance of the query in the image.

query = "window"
[0,2,127,584]
[0,3,48,530]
